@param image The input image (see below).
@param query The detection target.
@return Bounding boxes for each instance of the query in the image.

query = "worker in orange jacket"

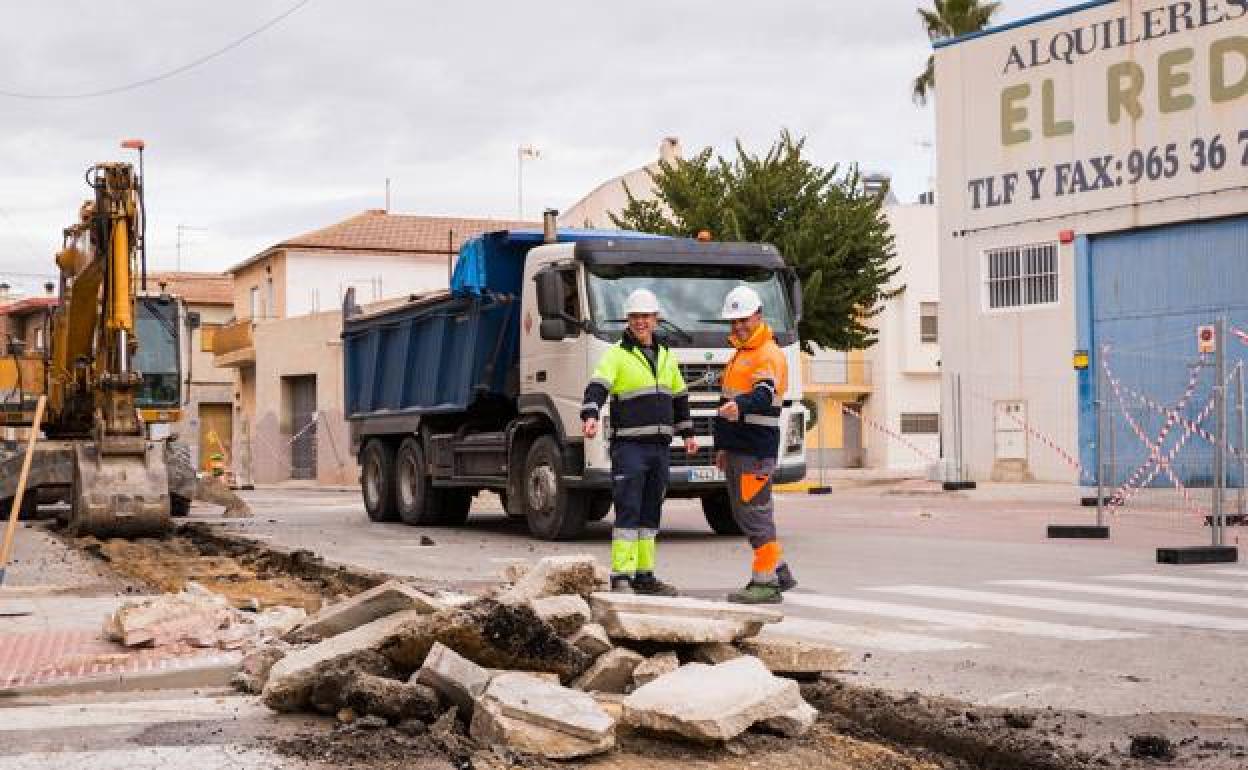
[713,286,796,604]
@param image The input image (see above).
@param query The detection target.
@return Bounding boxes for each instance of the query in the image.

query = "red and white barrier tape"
[1109,363,1202,505]
[965,387,1093,483]
[839,404,940,464]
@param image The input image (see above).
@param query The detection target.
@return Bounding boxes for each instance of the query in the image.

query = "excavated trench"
[56,521,1245,770]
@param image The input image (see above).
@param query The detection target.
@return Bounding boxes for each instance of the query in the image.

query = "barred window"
[919,302,938,343]
[985,242,1058,309]
[900,412,940,434]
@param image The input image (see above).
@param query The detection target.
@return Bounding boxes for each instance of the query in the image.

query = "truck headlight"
[785,412,804,455]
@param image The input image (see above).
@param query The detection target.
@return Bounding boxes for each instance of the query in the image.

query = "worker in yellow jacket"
[713,286,796,604]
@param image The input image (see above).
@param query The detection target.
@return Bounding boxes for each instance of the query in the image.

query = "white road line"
[995,579,1248,610]
[1103,574,1248,592]
[782,593,1141,641]
[763,616,984,653]
[1210,569,1248,578]
[0,746,287,770]
[870,585,1248,632]
[0,697,270,732]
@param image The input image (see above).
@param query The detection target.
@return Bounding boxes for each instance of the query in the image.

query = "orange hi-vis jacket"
[713,322,788,458]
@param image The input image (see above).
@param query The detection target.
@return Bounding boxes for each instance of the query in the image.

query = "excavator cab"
[134,294,184,421]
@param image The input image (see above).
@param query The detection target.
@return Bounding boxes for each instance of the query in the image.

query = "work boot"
[631,573,679,597]
[727,581,783,604]
[610,575,634,594]
[776,563,798,592]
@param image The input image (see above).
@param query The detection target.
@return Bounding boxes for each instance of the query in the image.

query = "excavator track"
[68,440,172,538]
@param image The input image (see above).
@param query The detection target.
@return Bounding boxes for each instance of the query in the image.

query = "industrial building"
[935,0,1248,484]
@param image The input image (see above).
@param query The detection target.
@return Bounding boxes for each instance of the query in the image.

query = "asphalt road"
[203,479,1248,719]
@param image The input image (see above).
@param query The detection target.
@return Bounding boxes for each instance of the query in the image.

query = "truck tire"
[701,490,743,535]
[395,438,473,526]
[523,435,588,541]
[587,493,612,522]
[361,439,399,522]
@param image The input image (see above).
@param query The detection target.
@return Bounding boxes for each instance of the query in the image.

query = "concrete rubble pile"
[244,554,848,759]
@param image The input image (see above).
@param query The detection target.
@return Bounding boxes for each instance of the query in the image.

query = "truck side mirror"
[787,269,803,322]
[539,318,568,341]
[535,270,563,320]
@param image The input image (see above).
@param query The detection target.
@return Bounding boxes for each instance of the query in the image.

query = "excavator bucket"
[69,441,172,538]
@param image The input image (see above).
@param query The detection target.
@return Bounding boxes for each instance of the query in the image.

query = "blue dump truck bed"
[343,228,663,420]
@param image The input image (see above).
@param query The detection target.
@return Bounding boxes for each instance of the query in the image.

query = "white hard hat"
[624,288,660,315]
[721,286,762,320]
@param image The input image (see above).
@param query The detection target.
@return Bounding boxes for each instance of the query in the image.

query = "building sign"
[937,1,1248,228]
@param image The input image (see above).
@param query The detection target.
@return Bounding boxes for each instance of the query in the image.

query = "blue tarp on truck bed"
[346,228,665,420]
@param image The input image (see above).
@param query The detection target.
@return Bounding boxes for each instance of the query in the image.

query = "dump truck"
[342,212,807,540]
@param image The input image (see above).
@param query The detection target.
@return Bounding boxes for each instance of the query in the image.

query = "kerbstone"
[622,655,806,742]
[572,648,644,693]
[289,580,443,641]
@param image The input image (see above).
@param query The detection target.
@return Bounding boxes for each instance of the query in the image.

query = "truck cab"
[344,223,806,540]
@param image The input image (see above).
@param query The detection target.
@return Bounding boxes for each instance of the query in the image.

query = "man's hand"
[718,400,740,421]
[582,417,598,438]
[715,450,727,471]
[683,436,699,455]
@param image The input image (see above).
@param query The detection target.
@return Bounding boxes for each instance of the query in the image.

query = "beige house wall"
[232,252,286,320]
[174,302,235,469]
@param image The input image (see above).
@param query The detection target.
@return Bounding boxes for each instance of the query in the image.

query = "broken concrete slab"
[470,672,615,759]
[105,587,234,648]
[623,655,806,742]
[737,620,849,674]
[231,644,288,694]
[760,701,818,737]
[498,554,599,603]
[499,561,530,584]
[288,580,443,642]
[530,594,591,635]
[690,642,742,664]
[383,600,590,682]
[342,674,441,724]
[569,623,612,657]
[572,647,643,693]
[632,651,679,688]
[262,610,420,712]
[590,593,781,644]
[413,642,490,717]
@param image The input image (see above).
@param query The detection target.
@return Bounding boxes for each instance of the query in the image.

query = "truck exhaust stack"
[543,209,558,243]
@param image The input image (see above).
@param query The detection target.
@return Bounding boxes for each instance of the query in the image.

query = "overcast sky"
[0,0,1058,287]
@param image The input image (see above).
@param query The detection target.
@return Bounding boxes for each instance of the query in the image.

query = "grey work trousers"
[723,453,777,549]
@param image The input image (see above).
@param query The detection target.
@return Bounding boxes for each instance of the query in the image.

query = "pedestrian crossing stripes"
[867,585,1248,632]
[757,616,984,653]
[1103,573,1248,591]
[994,578,1248,610]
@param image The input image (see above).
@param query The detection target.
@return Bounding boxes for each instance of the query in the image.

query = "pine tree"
[611,130,900,351]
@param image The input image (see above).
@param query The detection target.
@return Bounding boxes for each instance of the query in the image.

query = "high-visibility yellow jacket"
[581,330,692,444]
[714,322,787,458]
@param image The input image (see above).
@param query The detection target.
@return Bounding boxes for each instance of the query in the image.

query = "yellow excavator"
[0,143,248,536]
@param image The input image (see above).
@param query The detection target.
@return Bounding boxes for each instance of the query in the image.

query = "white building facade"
[935,1,1248,485]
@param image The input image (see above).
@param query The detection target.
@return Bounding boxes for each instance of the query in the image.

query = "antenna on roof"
[385,178,391,213]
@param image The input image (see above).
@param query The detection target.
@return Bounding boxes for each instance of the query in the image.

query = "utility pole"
[517,144,541,219]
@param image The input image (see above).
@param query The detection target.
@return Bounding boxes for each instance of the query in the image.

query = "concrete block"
[631,651,679,689]
[499,554,600,603]
[737,619,849,674]
[590,593,781,644]
[413,642,491,717]
[289,580,443,641]
[470,672,614,758]
[622,656,806,742]
[760,701,818,737]
[569,623,612,657]
[262,610,419,712]
[105,589,234,648]
[572,648,644,693]
[530,594,591,635]
[690,642,742,664]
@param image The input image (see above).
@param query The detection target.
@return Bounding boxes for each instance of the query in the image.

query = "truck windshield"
[134,298,181,409]
[586,264,795,346]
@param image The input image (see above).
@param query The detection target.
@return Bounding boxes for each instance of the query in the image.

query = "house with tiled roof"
[214,210,534,485]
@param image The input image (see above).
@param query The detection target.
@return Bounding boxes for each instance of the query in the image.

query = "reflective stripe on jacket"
[713,322,787,458]
[581,330,692,444]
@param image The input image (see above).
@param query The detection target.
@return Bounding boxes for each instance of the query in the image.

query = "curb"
[0,653,241,698]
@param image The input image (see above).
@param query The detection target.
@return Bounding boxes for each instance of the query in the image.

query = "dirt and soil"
[50,520,1248,770]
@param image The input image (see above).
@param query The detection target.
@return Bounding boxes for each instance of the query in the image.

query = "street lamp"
[517,144,541,219]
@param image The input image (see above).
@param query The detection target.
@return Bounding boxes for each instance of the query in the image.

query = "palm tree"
[913,0,1002,106]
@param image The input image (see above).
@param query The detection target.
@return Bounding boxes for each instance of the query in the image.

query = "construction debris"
[590,592,782,643]
[497,553,601,603]
[568,622,612,657]
[623,656,810,742]
[104,581,305,649]
[529,593,591,635]
[631,650,679,688]
[571,647,644,693]
[738,618,850,675]
[414,642,491,717]
[470,672,615,759]
[289,579,444,642]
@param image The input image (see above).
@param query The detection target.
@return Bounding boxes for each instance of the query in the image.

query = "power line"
[0,0,313,100]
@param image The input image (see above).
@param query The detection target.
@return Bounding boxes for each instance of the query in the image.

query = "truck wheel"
[587,493,612,522]
[395,438,435,525]
[361,440,399,522]
[701,490,743,535]
[524,435,588,541]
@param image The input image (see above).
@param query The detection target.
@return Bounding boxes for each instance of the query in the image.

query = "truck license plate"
[689,467,724,482]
